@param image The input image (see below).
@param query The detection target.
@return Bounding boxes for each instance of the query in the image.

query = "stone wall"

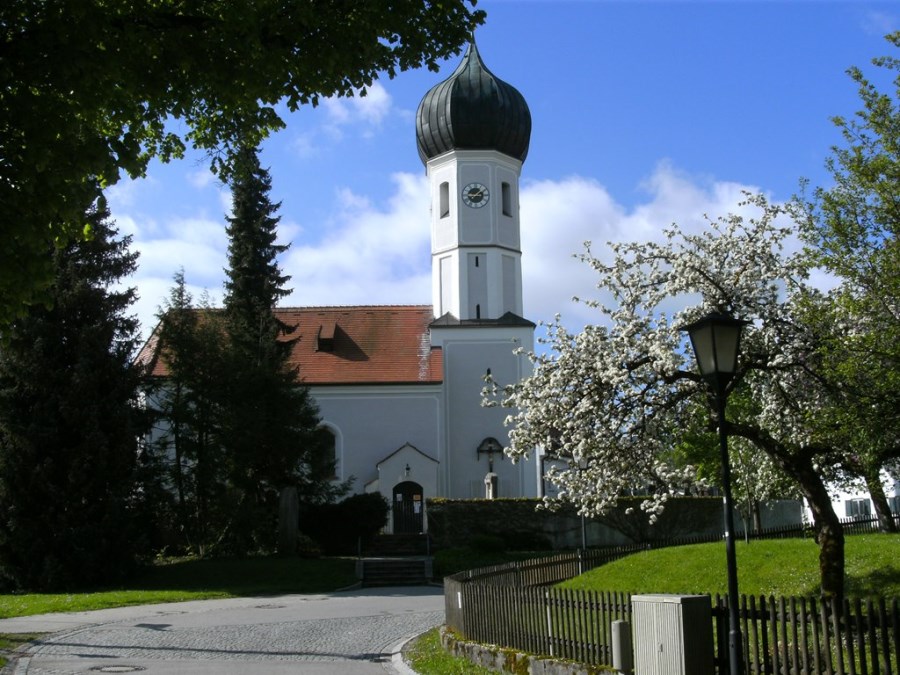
[439,626,615,675]
[426,497,802,550]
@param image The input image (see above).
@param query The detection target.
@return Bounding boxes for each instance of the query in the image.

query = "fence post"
[612,620,633,674]
[545,589,555,658]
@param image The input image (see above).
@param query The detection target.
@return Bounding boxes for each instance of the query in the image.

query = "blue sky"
[108,1,900,343]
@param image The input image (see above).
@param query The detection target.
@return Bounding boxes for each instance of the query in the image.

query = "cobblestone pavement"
[3,587,444,675]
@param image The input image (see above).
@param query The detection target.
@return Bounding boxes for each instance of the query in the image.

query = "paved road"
[0,586,444,674]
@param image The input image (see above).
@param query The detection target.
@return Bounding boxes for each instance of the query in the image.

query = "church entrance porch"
[393,481,424,534]
[371,442,438,534]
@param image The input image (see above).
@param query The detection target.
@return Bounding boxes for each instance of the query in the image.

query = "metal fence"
[443,516,900,674]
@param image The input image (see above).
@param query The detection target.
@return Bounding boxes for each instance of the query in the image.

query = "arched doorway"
[392,481,424,534]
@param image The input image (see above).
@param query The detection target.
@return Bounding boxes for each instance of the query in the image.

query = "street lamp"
[682,311,748,675]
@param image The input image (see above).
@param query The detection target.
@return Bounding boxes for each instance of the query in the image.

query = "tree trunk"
[751,500,763,533]
[864,468,898,532]
[278,486,300,554]
[799,467,845,600]
[764,446,846,599]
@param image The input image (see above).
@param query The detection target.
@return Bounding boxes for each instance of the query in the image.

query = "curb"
[389,634,421,675]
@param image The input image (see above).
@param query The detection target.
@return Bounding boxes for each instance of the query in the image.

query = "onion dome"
[416,42,531,163]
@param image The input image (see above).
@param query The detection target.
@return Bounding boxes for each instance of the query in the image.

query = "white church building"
[140,43,542,534]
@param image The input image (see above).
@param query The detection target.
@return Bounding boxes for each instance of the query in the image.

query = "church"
[140,43,541,534]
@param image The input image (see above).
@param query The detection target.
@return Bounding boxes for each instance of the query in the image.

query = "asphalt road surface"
[0,586,445,674]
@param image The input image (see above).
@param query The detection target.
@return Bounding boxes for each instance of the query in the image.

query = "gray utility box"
[631,594,714,675]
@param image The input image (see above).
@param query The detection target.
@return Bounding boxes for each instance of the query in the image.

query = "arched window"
[439,181,450,218]
[312,426,338,479]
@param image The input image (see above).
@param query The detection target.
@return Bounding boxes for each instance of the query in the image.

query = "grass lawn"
[405,627,500,675]
[2,536,896,674]
[558,533,900,598]
[0,555,357,619]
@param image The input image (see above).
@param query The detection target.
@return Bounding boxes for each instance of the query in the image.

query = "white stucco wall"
[430,324,539,500]
[310,384,442,494]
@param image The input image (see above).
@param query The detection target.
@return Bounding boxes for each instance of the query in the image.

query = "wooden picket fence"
[446,573,900,674]
[444,517,900,674]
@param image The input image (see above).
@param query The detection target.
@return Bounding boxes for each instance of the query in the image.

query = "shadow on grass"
[845,565,900,599]
[0,556,358,620]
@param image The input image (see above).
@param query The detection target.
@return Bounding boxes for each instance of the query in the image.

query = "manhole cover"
[90,667,146,673]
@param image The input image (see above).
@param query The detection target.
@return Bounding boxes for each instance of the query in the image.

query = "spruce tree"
[152,273,229,553]
[220,143,332,552]
[0,203,144,590]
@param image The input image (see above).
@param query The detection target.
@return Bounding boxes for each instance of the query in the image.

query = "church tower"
[415,43,538,499]
[416,42,532,322]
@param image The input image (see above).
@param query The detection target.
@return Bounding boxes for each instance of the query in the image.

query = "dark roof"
[138,305,443,386]
[416,42,531,163]
[430,311,535,329]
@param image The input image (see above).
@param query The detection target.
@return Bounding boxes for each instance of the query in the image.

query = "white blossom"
[487,193,833,521]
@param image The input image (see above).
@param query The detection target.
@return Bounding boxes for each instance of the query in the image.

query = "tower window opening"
[476,304,481,319]
[439,182,450,218]
[502,182,512,216]
[475,256,479,267]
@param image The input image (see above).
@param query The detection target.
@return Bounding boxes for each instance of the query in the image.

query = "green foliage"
[793,31,900,529]
[150,279,231,554]
[216,143,338,553]
[469,534,508,553]
[150,143,343,557]
[0,204,145,591]
[673,395,801,532]
[301,493,390,555]
[0,0,484,325]
[559,534,900,599]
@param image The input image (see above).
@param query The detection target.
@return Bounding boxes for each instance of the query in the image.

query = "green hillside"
[558,534,900,598]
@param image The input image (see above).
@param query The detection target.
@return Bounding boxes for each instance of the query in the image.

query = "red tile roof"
[138,305,443,386]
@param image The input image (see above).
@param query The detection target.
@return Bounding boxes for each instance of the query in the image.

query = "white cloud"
[317,83,395,143]
[187,168,217,190]
[107,175,157,209]
[862,10,897,36]
[127,162,774,344]
[291,132,319,159]
[324,82,392,129]
[127,215,229,338]
[281,172,431,307]
[351,82,392,127]
[521,163,770,332]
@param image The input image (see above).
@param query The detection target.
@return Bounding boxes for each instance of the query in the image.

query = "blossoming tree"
[487,194,850,598]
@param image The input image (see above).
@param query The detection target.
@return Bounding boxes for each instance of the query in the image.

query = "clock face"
[462,182,490,208]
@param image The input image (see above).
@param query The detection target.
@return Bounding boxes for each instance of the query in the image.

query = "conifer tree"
[152,273,229,553]
[219,143,332,552]
[0,203,144,590]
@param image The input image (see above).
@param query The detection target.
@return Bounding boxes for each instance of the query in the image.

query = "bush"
[301,493,390,555]
[469,534,506,553]
[503,531,553,551]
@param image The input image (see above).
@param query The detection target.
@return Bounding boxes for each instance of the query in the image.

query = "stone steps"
[358,557,432,587]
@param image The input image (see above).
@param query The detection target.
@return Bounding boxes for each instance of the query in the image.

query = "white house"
[138,43,542,533]
[808,471,900,524]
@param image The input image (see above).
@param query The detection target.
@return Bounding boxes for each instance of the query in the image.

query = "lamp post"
[682,311,748,675]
